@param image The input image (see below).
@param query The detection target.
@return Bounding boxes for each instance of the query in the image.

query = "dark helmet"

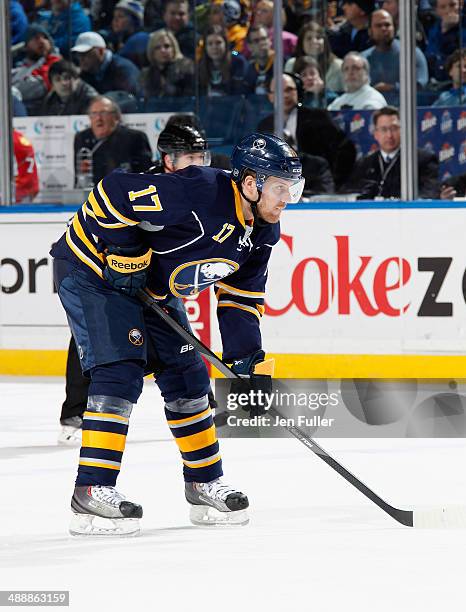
[157,123,208,155]
[231,132,302,192]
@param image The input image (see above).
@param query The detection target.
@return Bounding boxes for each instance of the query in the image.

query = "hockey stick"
[138,289,466,529]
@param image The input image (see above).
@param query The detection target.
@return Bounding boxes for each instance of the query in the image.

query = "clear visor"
[174,150,211,169]
[261,176,305,204]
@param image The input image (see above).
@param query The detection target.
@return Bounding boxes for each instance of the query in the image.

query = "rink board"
[1,204,466,376]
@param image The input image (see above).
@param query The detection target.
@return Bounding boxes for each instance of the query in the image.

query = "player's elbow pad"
[103,244,152,297]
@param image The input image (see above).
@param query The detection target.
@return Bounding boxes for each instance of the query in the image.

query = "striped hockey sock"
[76,396,132,486]
[165,405,223,483]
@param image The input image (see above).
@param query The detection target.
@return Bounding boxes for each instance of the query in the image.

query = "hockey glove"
[230,350,275,417]
[103,244,152,297]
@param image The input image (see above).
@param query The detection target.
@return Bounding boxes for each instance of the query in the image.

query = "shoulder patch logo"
[129,328,144,346]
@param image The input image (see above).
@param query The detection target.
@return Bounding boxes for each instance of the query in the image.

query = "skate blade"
[189,505,249,527]
[69,512,140,537]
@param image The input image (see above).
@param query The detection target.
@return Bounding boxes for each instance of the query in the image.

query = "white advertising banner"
[1,208,466,357]
[13,113,172,202]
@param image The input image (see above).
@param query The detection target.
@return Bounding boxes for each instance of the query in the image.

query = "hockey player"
[57,120,213,447]
[51,132,304,536]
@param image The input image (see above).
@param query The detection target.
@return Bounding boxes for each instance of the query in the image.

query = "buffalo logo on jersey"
[169,258,239,297]
[128,328,144,346]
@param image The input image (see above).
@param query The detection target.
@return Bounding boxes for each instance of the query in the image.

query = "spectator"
[301,152,336,195]
[328,0,375,59]
[197,25,249,96]
[71,31,141,96]
[258,73,357,187]
[89,0,121,30]
[12,87,28,117]
[74,95,152,187]
[244,25,274,94]
[381,0,429,49]
[38,0,91,57]
[13,129,39,203]
[285,21,344,93]
[159,0,196,59]
[140,29,193,99]
[103,0,150,68]
[433,48,466,106]
[294,56,338,108]
[253,0,297,60]
[12,24,61,114]
[425,0,466,81]
[345,106,440,199]
[440,169,466,198]
[362,9,429,100]
[11,0,28,45]
[38,59,98,115]
[328,51,387,110]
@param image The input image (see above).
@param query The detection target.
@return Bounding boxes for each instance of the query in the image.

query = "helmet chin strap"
[237,184,271,227]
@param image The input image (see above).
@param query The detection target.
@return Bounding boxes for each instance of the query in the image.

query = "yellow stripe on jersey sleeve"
[216,281,265,298]
[88,190,107,218]
[97,180,139,226]
[65,227,104,278]
[72,215,105,263]
[217,301,261,320]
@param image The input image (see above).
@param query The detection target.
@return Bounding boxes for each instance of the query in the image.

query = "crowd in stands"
[8,0,466,202]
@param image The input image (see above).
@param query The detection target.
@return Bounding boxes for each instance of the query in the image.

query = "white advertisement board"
[1,207,466,374]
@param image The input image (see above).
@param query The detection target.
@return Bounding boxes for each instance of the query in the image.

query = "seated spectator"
[12,24,61,114]
[197,25,249,96]
[345,106,440,199]
[38,60,98,115]
[285,21,344,93]
[425,0,466,81]
[258,73,356,187]
[328,52,387,110]
[71,31,141,96]
[440,169,466,198]
[13,129,39,203]
[244,25,274,94]
[89,0,121,31]
[328,0,375,59]
[156,0,196,59]
[74,95,152,187]
[11,0,28,45]
[37,0,91,57]
[102,0,150,68]
[294,57,338,108]
[381,0,429,49]
[140,29,193,99]
[195,1,251,55]
[433,48,466,106]
[362,9,429,101]
[253,0,297,60]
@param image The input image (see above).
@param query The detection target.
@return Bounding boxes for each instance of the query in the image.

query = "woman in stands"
[140,29,194,99]
[285,21,344,93]
[197,24,249,96]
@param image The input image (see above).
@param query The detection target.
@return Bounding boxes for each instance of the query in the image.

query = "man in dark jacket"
[258,73,356,187]
[328,0,375,59]
[346,106,440,199]
[71,31,141,96]
[39,59,98,115]
[74,95,152,188]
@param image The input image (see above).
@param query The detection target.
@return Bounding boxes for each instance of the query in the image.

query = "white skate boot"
[57,416,82,446]
[69,485,142,537]
[185,478,249,526]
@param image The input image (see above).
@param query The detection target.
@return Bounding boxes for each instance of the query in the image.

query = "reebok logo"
[180,344,194,353]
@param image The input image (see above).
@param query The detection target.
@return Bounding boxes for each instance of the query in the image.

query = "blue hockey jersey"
[51,166,280,361]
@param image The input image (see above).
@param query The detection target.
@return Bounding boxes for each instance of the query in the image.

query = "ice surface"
[1,377,466,612]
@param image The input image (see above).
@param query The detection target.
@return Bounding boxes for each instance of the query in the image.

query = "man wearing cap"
[71,31,141,96]
[12,24,61,113]
[328,0,375,59]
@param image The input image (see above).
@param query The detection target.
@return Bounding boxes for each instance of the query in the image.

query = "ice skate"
[69,485,143,537]
[57,416,82,447]
[185,478,249,526]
